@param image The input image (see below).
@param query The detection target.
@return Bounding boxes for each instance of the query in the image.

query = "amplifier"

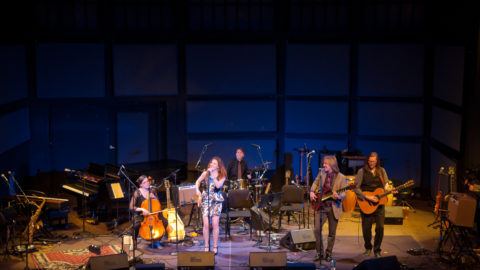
[384,206,404,225]
[447,192,477,228]
[249,252,287,267]
[177,185,198,205]
[177,251,214,267]
[87,253,128,270]
[280,229,315,251]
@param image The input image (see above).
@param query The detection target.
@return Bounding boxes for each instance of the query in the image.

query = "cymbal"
[252,178,268,181]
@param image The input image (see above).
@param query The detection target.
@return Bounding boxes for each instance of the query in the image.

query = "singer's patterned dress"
[201,176,224,217]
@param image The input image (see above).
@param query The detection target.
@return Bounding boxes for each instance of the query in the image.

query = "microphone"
[307,150,316,156]
[205,143,213,147]
[1,174,8,181]
[251,144,261,149]
[117,165,125,176]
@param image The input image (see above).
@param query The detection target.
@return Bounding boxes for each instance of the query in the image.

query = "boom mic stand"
[305,152,315,228]
[118,165,141,264]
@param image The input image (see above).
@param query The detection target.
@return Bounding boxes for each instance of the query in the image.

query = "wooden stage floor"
[1,199,479,269]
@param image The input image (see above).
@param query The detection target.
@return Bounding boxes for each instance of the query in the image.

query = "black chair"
[278,185,305,230]
[224,189,253,240]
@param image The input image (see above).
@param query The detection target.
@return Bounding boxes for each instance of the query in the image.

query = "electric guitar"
[434,167,445,216]
[311,183,357,211]
[357,180,414,214]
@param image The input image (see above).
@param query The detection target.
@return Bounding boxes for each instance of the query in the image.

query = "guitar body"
[357,180,415,215]
[357,188,388,214]
[311,183,357,211]
[164,180,186,242]
[165,209,186,242]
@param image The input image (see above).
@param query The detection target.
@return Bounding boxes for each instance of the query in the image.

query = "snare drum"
[237,179,248,190]
[343,176,357,212]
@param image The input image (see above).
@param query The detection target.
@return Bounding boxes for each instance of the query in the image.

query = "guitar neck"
[377,182,412,199]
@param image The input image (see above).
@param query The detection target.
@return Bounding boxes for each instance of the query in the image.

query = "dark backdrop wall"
[0,0,479,198]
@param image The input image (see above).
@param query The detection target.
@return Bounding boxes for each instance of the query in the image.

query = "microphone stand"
[8,172,33,270]
[305,152,314,229]
[195,144,210,237]
[195,144,210,171]
[118,166,141,264]
[168,169,180,256]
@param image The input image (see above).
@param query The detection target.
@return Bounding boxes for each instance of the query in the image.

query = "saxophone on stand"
[23,197,46,245]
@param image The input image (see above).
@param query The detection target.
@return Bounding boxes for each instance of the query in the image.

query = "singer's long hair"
[206,156,227,180]
[323,155,340,174]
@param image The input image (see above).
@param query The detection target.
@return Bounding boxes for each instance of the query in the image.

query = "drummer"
[226,147,252,181]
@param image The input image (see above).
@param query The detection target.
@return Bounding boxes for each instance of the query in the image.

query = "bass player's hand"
[309,192,317,201]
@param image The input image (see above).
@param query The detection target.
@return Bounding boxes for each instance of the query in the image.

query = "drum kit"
[223,163,272,204]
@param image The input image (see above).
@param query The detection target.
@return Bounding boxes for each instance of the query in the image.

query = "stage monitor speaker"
[353,256,400,270]
[280,229,315,251]
[135,263,166,269]
[447,192,477,228]
[249,252,287,268]
[178,251,215,267]
[384,206,404,225]
[286,262,316,269]
[86,253,128,270]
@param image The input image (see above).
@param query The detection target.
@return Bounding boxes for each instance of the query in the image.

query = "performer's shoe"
[325,251,332,261]
[213,246,218,255]
[313,254,323,261]
[363,249,372,256]
[204,246,209,252]
[374,251,382,258]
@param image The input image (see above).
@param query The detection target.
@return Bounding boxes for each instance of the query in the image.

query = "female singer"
[129,175,163,248]
[195,157,227,255]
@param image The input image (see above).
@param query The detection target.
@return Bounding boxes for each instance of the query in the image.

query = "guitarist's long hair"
[364,152,381,171]
[323,155,340,174]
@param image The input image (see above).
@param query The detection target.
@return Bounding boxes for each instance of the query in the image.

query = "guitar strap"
[378,168,385,187]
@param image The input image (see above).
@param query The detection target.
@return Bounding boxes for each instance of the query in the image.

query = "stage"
[2,198,478,270]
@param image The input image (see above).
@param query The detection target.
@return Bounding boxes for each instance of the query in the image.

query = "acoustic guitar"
[164,180,185,242]
[357,180,414,214]
[311,183,357,211]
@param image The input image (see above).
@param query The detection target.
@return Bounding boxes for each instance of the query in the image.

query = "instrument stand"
[437,211,480,265]
[73,176,95,239]
[397,199,416,213]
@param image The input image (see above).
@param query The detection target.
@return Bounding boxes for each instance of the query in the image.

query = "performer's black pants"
[361,205,385,253]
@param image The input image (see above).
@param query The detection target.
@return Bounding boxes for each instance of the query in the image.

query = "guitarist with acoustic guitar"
[309,155,347,262]
[354,152,393,258]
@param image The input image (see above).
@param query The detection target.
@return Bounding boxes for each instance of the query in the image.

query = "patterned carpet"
[30,245,125,269]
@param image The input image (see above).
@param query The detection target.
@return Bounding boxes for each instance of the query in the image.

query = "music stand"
[106,180,127,232]
[258,192,282,252]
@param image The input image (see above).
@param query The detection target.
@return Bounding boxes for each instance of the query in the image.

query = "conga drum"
[343,175,357,212]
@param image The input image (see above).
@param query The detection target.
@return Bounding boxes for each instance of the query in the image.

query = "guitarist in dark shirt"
[354,152,392,258]
[309,155,346,261]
